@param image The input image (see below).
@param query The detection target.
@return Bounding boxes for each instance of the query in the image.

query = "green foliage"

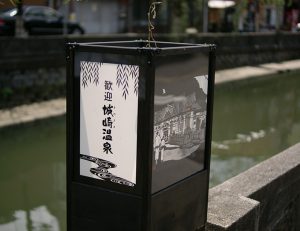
[168,0,189,33]
[261,0,285,6]
[237,0,286,6]
[1,87,13,100]
[168,0,204,33]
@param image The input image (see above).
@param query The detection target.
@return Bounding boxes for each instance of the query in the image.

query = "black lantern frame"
[66,40,216,231]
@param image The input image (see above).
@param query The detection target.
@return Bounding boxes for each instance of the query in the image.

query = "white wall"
[74,0,122,34]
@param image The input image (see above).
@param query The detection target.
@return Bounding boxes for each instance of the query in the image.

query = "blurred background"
[0,0,299,35]
[0,0,300,231]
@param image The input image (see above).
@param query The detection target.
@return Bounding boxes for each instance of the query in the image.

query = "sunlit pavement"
[215,59,300,84]
[0,98,66,128]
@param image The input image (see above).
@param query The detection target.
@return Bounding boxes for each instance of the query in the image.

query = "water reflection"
[0,117,66,231]
[0,206,59,231]
[211,72,300,186]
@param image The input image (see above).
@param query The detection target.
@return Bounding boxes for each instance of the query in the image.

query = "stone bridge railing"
[206,143,300,231]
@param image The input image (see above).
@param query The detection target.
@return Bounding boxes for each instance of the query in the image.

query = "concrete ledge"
[215,59,300,85]
[207,195,259,231]
[0,98,66,128]
[207,143,300,230]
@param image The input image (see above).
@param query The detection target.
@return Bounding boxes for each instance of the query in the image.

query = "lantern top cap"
[67,40,216,56]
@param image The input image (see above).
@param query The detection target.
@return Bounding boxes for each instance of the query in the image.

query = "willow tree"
[159,0,203,33]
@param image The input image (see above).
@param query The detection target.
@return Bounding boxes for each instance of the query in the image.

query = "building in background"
[73,0,124,34]
[207,0,295,32]
[283,0,300,31]
[259,3,281,31]
[49,0,154,34]
[0,0,299,34]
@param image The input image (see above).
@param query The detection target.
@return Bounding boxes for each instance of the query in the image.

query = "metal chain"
[147,1,162,48]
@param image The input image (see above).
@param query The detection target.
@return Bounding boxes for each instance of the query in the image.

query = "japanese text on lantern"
[102,80,115,154]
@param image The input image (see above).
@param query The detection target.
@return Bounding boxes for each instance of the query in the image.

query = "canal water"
[211,72,300,186]
[0,72,299,230]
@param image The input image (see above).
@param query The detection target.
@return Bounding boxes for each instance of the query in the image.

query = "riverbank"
[0,59,300,128]
[215,59,300,85]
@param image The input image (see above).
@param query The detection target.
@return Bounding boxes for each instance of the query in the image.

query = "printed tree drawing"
[117,65,129,99]
[131,66,139,95]
[117,64,139,99]
[80,62,139,99]
[80,61,102,88]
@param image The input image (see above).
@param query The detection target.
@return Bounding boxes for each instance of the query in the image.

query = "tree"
[15,0,25,37]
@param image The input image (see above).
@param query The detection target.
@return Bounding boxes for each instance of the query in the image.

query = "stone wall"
[166,32,300,69]
[0,37,67,108]
[0,33,300,108]
[0,67,65,108]
[1,33,300,71]
[206,143,300,231]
